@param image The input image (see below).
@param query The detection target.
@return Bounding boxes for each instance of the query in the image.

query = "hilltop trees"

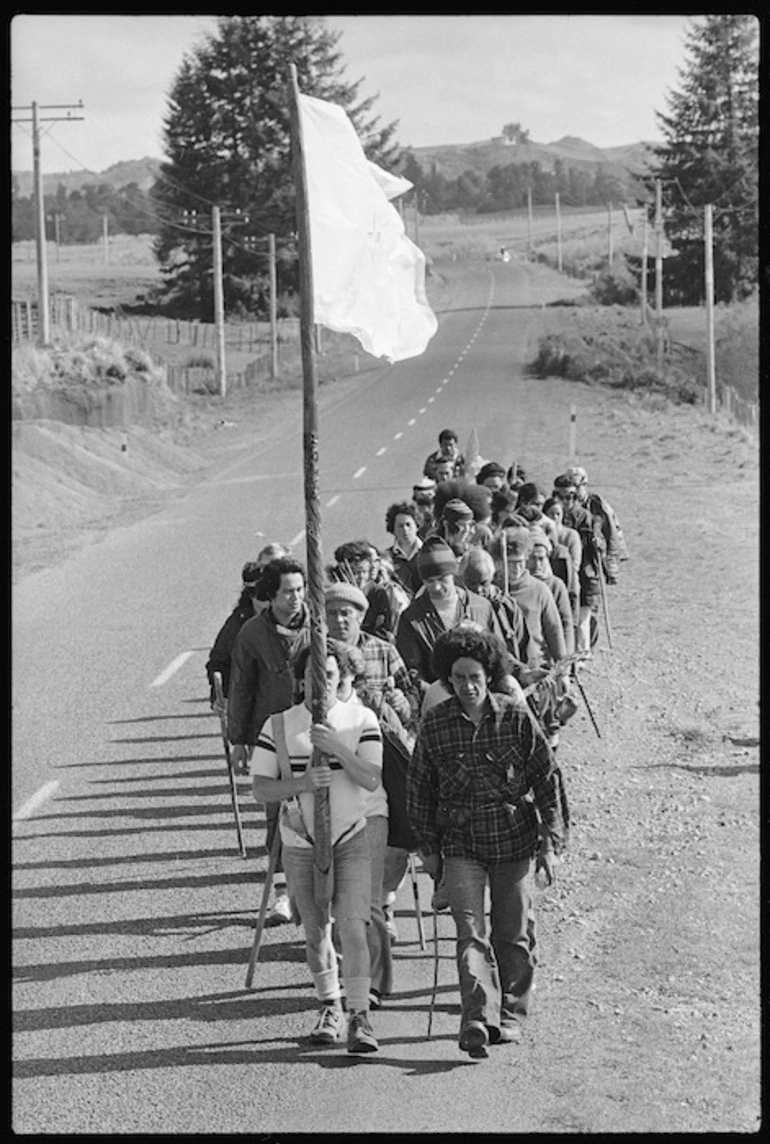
[649,14,759,303]
[502,122,530,144]
[151,15,398,319]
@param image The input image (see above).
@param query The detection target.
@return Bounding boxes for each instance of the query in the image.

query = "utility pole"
[704,203,717,414]
[640,212,649,328]
[212,205,227,398]
[11,100,84,346]
[527,187,534,258]
[268,232,278,379]
[102,214,109,267]
[555,192,563,274]
[654,178,664,372]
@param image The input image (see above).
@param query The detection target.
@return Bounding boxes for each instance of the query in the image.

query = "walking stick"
[245,825,282,989]
[213,673,247,859]
[427,906,440,1039]
[596,559,613,650]
[572,668,602,739]
[408,852,427,951]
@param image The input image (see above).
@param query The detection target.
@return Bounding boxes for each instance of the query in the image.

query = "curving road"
[12,257,619,1132]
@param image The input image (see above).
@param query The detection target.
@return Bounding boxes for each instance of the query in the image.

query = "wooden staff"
[427,906,440,1039]
[289,63,332,919]
[245,827,282,989]
[212,672,247,859]
[408,852,426,951]
[501,533,510,596]
[596,558,614,651]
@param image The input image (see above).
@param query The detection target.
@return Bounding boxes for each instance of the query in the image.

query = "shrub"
[532,307,705,405]
[589,256,639,306]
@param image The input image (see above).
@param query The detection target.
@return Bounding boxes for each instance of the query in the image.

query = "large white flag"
[298,93,437,363]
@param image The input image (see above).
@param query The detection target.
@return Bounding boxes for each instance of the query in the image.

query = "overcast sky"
[11,14,697,175]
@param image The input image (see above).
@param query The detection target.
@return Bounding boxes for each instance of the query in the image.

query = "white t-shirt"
[251,699,382,849]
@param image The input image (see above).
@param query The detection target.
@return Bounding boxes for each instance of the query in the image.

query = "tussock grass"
[12,333,166,397]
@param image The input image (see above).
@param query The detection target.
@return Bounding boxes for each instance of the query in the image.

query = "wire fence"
[12,292,757,431]
[11,294,288,394]
[719,383,758,434]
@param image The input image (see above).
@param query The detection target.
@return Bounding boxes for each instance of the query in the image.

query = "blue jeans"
[283,827,371,1005]
[443,855,536,1034]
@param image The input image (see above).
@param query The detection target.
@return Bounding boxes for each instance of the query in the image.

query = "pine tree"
[649,15,758,304]
[151,15,399,319]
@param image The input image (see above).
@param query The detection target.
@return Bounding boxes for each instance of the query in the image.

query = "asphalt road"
[13,256,600,1133]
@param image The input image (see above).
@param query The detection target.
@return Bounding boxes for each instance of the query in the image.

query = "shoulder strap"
[271,713,292,782]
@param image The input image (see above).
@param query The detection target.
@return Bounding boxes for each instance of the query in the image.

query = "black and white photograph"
[11,13,760,1134]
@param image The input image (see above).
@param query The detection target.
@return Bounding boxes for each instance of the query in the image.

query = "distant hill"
[12,136,656,200]
[409,135,656,183]
[12,158,163,198]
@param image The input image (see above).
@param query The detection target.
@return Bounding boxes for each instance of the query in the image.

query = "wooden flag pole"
[288,63,332,917]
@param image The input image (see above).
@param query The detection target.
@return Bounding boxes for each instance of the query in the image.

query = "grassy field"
[11,213,757,412]
[414,205,645,264]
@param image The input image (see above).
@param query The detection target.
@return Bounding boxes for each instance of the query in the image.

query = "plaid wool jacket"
[406,691,568,864]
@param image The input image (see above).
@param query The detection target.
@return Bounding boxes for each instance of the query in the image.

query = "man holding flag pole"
[248,64,437,1053]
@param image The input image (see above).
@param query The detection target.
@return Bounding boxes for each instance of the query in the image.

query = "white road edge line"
[326,494,340,507]
[353,466,366,479]
[151,651,195,688]
[14,780,60,822]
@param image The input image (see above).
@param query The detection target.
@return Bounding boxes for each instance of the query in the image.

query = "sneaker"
[459,1019,489,1059]
[265,892,292,926]
[347,1011,379,1054]
[309,1003,345,1045]
[489,1020,522,1046]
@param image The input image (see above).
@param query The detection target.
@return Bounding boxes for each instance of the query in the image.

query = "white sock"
[345,976,370,1014]
[313,969,341,1004]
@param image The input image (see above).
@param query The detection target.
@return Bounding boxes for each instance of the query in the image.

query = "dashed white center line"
[436,386,443,393]
[376,447,387,456]
[394,431,403,440]
[448,368,454,376]
[14,781,60,822]
[353,466,366,479]
[151,651,195,688]
[407,418,416,426]
[289,529,306,548]
[326,494,340,507]
[418,407,426,414]
[427,397,435,404]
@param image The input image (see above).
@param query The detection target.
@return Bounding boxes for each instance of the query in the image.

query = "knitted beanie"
[324,582,369,612]
[442,498,474,526]
[416,539,458,581]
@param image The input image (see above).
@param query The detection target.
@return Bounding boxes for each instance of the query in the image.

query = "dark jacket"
[227,606,310,745]
[395,584,505,685]
[205,602,254,701]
